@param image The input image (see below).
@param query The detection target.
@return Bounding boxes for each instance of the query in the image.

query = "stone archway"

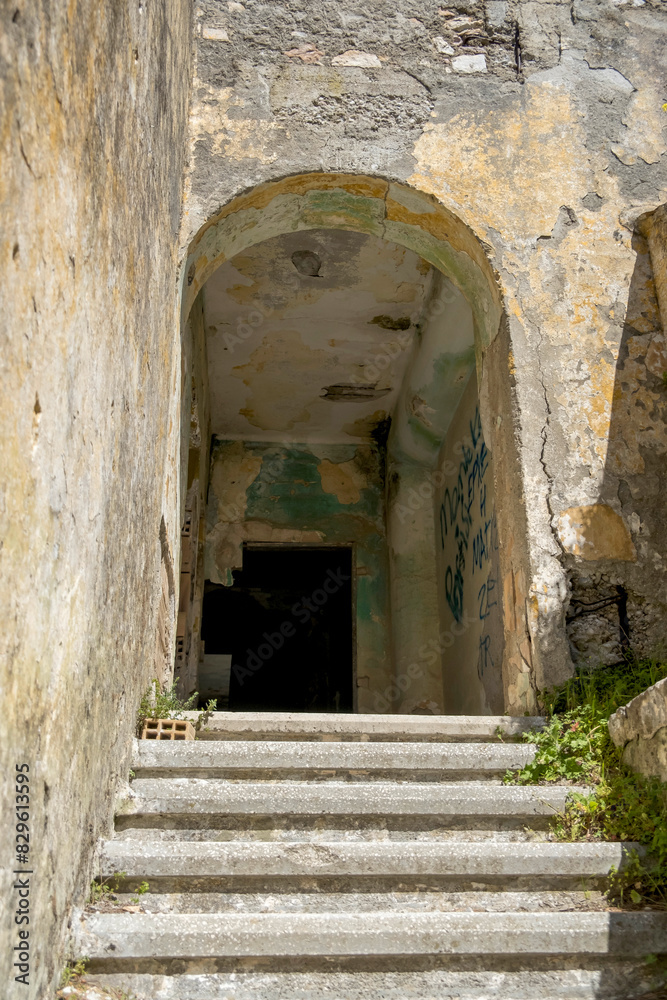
[178,173,542,715]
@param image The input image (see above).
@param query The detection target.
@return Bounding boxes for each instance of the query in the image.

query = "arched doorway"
[174,174,535,716]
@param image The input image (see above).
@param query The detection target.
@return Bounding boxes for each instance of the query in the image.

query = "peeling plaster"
[318,457,366,504]
[191,82,284,164]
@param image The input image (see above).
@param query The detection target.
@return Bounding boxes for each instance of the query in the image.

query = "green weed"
[505,654,667,907]
[60,957,88,987]
[136,678,216,736]
[130,880,150,905]
[88,872,126,905]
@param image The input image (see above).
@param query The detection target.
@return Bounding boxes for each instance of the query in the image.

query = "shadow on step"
[83,954,664,978]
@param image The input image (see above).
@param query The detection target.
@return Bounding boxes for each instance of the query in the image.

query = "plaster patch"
[408,80,589,240]
[557,504,636,561]
[318,457,367,504]
[204,229,430,441]
[191,83,283,164]
[210,441,263,522]
[331,50,381,68]
[611,87,667,166]
[233,330,328,433]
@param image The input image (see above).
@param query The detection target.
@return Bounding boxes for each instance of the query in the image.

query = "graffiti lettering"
[472,514,498,575]
[477,633,495,680]
[477,573,498,621]
[439,405,490,621]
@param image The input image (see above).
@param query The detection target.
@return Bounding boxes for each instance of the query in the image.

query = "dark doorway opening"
[201,545,354,712]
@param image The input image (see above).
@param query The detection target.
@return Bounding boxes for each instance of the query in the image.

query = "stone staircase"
[76,712,667,1000]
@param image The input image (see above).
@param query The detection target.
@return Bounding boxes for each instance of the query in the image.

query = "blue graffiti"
[439,406,490,622]
[477,572,498,622]
[472,514,498,576]
[477,633,495,680]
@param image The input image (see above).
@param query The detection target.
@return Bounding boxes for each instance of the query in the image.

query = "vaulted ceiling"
[203,228,433,444]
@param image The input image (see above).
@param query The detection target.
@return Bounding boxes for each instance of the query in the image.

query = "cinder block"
[141,718,195,741]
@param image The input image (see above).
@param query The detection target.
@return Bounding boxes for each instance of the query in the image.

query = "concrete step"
[132,739,537,780]
[88,957,667,1000]
[76,911,667,973]
[117,779,583,831]
[183,711,544,742]
[99,839,630,893]
[114,826,549,842]
[88,966,666,1000]
[104,888,609,913]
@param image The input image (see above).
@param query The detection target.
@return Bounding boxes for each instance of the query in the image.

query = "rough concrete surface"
[84,968,667,1000]
[622,725,667,782]
[132,736,537,775]
[99,838,628,879]
[608,675,667,780]
[118,777,584,823]
[609,675,667,746]
[77,718,663,998]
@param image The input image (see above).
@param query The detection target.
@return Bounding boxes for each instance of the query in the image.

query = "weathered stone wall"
[182,0,667,696]
[0,2,192,995]
[205,439,391,708]
[609,676,667,781]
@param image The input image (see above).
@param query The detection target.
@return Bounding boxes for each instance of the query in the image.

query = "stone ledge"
[607,677,667,748]
[622,726,667,783]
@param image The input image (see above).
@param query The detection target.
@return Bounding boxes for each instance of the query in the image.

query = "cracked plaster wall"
[182,0,667,691]
[202,228,432,442]
[0,2,193,995]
